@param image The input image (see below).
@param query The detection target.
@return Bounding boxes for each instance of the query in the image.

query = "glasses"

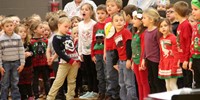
[166,10,174,14]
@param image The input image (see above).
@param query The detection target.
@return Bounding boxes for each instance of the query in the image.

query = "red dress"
[158,33,182,79]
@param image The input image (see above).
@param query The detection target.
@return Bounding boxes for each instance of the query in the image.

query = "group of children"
[0,0,200,100]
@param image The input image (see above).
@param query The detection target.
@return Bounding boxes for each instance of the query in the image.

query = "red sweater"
[91,22,105,57]
[191,22,200,57]
[176,19,192,62]
[113,28,132,60]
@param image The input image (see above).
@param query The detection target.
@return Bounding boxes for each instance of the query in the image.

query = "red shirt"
[113,28,132,60]
[91,22,105,57]
[191,22,200,56]
[176,19,192,62]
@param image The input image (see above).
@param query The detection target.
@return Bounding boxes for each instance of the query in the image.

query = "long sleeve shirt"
[78,20,96,55]
[0,32,25,66]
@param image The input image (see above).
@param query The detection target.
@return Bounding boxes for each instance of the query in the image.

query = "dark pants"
[146,59,166,93]
[18,84,32,100]
[32,66,50,98]
[52,62,66,99]
[83,55,98,92]
[177,63,193,88]
[192,58,200,88]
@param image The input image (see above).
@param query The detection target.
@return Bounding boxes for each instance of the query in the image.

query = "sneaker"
[79,92,90,99]
[85,91,98,98]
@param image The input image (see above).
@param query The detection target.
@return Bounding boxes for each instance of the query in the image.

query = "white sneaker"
[85,91,98,98]
[79,92,90,99]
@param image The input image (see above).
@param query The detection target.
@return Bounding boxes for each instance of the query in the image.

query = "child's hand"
[182,61,188,70]
[47,57,53,66]
[113,65,119,72]
[126,60,131,69]
[79,55,84,62]
[103,54,106,62]
[25,52,32,58]
[140,59,146,70]
[0,67,5,76]
[92,56,96,64]
[189,61,193,71]
[17,65,24,73]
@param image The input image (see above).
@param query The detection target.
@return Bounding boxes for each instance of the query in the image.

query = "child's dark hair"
[123,5,137,19]
[71,16,82,22]
[173,1,190,17]
[132,8,146,36]
[29,21,42,36]
[81,3,96,21]
[97,4,107,13]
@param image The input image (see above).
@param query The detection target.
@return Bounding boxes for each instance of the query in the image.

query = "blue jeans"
[105,50,119,99]
[1,60,21,100]
[118,60,137,100]
[95,54,106,93]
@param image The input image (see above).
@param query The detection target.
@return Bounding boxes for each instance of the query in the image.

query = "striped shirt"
[0,32,25,66]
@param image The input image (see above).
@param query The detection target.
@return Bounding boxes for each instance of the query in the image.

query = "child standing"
[30,21,50,99]
[131,8,150,100]
[78,3,98,98]
[123,5,137,31]
[47,17,80,100]
[0,17,25,100]
[141,8,166,93]
[189,0,200,88]
[174,1,193,88]
[104,0,122,99]
[16,24,34,100]
[91,4,107,100]
[112,12,137,100]
[158,19,183,91]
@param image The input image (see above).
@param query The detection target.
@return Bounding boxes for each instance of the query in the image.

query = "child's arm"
[91,24,97,63]
[18,39,25,73]
[113,49,119,71]
[78,25,83,62]
[126,39,132,69]
[53,36,75,65]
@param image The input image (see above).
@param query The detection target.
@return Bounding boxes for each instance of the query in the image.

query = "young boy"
[166,4,179,35]
[174,1,193,88]
[104,0,122,99]
[0,17,25,100]
[123,5,137,31]
[91,4,107,100]
[189,0,200,88]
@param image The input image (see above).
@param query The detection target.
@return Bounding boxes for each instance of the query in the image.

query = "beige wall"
[0,0,63,19]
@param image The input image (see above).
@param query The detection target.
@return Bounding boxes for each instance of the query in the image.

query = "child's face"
[97,10,107,22]
[72,19,79,28]
[157,5,166,11]
[159,21,170,35]
[11,16,20,27]
[34,24,44,36]
[58,22,71,35]
[2,22,14,34]
[112,15,125,31]
[191,5,200,20]
[142,14,151,27]
[166,8,175,22]
[106,2,120,16]
[188,15,198,27]
[80,5,92,20]
[132,17,142,28]
[43,24,51,38]
[18,27,27,39]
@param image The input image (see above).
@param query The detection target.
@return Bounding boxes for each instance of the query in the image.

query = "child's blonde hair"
[58,17,71,25]
[15,24,31,43]
[106,0,123,10]
[81,3,96,21]
[143,8,160,25]
[29,21,42,36]
[1,17,13,26]
[71,26,78,38]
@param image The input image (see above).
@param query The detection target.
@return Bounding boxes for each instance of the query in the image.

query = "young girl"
[112,11,137,100]
[141,8,166,93]
[42,21,51,39]
[47,17,80,100]
[188,14,198,27]
[16,24,34,100]
[29,21,50,99]
[131,8,150,100]
[158,19,182,91]
[78,3,98,98]
[71,16,82,28]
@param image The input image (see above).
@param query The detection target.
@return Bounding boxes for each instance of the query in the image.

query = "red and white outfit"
[159,33,182,79]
